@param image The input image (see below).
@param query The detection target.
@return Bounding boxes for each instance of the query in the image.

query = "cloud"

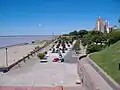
[37,24,43,27]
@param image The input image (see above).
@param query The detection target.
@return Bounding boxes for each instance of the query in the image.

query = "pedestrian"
[81,78,83,86]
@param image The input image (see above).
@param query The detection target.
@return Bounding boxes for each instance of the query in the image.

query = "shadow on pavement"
[63,51,78,64]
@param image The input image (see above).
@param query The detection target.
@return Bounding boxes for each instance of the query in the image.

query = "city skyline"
[0,0,120,35]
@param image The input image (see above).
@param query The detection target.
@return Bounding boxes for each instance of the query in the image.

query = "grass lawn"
[90,41,120,84]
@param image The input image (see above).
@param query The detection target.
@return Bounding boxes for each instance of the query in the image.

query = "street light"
[5,48,8,67]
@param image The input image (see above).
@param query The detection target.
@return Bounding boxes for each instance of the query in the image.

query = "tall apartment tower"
[95,16,110,33]
[104,20,109,33]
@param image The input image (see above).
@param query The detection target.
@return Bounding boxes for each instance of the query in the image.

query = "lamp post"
[5,48,8,67]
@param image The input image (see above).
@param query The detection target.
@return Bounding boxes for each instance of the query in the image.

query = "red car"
[53,58,59,62]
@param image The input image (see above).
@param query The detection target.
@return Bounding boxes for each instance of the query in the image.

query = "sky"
[0,0,120,35]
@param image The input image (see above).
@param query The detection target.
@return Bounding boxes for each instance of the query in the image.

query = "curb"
[87,54,120,90]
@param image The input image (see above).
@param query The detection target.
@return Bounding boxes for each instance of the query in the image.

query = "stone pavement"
[79,58,113,90]
[0,41,85,90]
[79,41,114,90]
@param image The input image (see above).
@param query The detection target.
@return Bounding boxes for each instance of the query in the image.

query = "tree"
[78,29,88,38]
[91,34,106,44]
[37,53,45,59]
[58,39,61,44]
[62,34,69,36]
[106,31,120,46]
[91,35,100,44]
[86,44,102,54]
[89,30,103,36]
[82,33,93,45]
[69,30,78,35]
[72,35,79,40]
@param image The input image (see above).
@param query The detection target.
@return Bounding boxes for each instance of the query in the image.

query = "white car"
[40,59,48,63]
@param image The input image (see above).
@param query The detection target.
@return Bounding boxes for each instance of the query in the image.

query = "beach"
[0,41,46,67]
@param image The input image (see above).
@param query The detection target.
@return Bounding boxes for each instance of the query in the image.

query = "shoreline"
[0,40,47,49]
[0,43,29,49]
[0,35,58,49]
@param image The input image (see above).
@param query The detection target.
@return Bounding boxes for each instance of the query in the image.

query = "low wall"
[87,55,120,90]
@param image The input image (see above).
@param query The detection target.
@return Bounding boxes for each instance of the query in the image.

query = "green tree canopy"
[78,29,88,38]
[69,30,78,35]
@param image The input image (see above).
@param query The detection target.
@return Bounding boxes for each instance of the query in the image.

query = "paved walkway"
[79,58,113,90]
[79,41,113,90]
[0,41,84,90]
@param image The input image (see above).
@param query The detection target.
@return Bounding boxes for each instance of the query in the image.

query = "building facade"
[95,17,109,33]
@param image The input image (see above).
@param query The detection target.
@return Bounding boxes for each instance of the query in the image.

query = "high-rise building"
[104,20,110,33]
[95,16,109,33]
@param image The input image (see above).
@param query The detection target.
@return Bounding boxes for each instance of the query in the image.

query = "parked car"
[59,58,64,62]
[40,59,48,63]
[53,58,59,62]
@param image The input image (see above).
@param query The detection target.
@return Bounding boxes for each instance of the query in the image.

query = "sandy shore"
[0,42,46,67]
